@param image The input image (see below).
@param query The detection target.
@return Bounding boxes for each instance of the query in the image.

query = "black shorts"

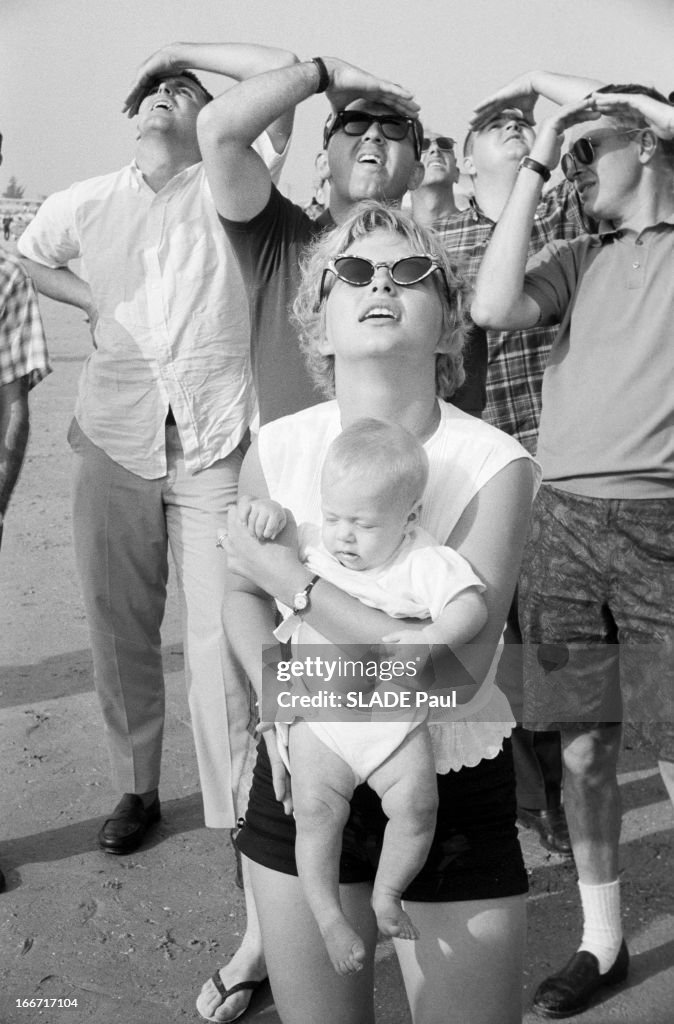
[237,737,528,902]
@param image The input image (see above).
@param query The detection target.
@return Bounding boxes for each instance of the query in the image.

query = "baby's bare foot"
[320,918,367,975]
[372,895,419,940]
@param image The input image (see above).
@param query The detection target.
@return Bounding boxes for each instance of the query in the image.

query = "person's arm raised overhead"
[197,55,418,223]
[470,70,605,130]
[589,90,674,139]
[122,41,298,152]
[472,97,599,332]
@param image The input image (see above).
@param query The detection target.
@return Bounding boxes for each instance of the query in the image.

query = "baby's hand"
[379,628,434,687]
[237,495,288,540]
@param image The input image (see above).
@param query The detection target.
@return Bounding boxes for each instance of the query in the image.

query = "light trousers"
[69,418,256,828]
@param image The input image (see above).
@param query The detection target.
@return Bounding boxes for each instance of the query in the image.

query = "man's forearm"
[199,58,317,151]
[20,260,94,317]
[529,70,605,106]
[159,41,298,83]
[471,164,543,330]
[0,382,30,518]
[197,58,318,220]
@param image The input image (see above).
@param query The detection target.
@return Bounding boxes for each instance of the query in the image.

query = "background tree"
[3,176,26,199]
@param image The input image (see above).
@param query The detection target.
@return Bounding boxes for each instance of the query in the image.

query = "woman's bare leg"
[250,859,379,1024]
[394,894,526,1024]
[195,856,267,1022]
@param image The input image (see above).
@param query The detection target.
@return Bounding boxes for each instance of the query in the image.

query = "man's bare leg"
[561,725,623,968]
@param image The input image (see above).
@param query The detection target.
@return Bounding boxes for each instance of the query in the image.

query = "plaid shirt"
[0,252,50,389]
[437,180,588,453]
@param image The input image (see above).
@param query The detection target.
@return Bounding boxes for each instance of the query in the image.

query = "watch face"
[294,593,309,611]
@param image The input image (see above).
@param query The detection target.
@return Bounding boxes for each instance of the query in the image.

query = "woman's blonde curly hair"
[291,201,471,399]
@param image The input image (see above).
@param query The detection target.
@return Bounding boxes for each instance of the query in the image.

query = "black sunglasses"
[421,136,455,152]
[318,254,449,305]
[561,129,642,181]
[323,110,423,159]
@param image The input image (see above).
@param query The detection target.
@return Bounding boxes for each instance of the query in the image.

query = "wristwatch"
[291,574,320,616]
[519,156,552,182]
[273,574,321,643]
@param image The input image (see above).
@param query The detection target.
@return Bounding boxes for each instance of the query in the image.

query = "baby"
[239,418,487,975]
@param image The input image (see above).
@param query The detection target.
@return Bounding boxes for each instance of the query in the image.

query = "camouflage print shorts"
[518,484,674,755]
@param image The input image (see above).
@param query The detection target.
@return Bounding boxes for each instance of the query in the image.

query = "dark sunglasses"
[561,129,642,181]
[323,110,423,159]
[421,136,455,152]
[319,254,449,305]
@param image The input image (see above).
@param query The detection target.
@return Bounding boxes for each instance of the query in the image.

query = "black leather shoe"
[533,940,629,1018]
[98,793,161,855]
[517,805,573,856]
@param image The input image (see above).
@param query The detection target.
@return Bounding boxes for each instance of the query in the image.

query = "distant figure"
[410,130,461,228]
[3,216,12,241]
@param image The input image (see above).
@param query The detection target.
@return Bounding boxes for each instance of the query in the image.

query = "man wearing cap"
[18,43,295,856]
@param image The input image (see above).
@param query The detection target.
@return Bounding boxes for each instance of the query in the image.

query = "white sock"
[578,879,622,973]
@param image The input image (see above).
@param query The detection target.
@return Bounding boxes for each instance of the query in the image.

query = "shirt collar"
[128,159,202,193]
[594,209,674,244]
[467,194,492,224]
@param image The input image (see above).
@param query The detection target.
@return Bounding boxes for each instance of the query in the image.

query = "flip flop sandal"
[198,972,266,1023]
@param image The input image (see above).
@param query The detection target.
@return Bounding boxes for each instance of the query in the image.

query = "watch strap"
[272,575,321,643]
[311,57,330,94]
[294,574,320,612]
[519,156,552,182]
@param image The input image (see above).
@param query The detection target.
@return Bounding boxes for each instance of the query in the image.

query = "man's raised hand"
[122,43,187,117]
[321,57,419,117]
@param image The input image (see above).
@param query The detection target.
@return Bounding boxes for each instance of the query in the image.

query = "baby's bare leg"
[367,725,438,940]
[289,722,366,976]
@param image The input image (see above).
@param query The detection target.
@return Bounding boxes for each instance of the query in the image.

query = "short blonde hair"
[323,418,429,511]
[291,201,470,399]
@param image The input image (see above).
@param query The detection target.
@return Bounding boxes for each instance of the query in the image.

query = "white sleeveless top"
[258,400,539,773]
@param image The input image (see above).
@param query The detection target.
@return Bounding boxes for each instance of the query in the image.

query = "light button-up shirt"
[19,135,286,477]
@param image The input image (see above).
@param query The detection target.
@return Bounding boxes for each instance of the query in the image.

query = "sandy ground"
[0,289,672,1024]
